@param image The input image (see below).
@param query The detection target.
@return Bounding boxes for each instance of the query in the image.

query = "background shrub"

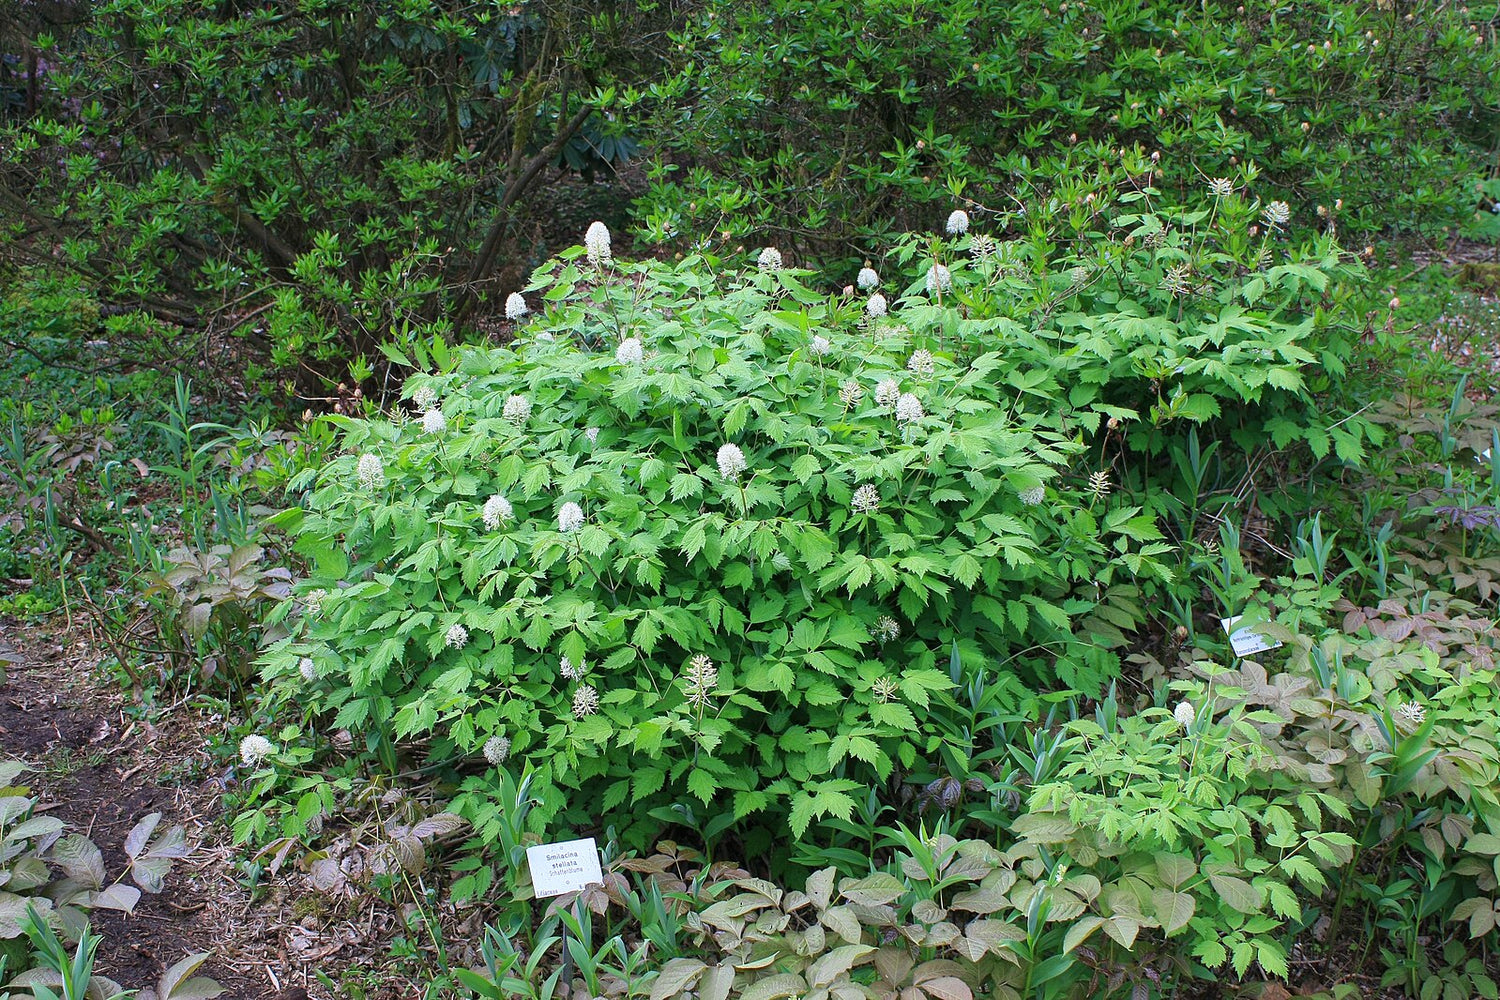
[3,0,1496,385]
[639,0,1500,256]
[0,0,672,377]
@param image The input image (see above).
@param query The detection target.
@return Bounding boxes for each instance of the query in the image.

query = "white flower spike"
[895,393,924,425]
[503,394,532,425]
[356,454,385,491]
[483,735,511,765]
[850,484,880,514]
[411,385,438,412]
[585,221,612,266]
[926,263,952,294]
[572,685,600,718]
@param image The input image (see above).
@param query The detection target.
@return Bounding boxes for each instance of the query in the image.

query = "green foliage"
[1,0,676,379]
[445,590,1500,998]
[141,542,294,691]
[265,210,1365,858]
[1467,179,1500,242]
[14,911,128,1000]
[0,275,327,698]
[642,0,1500,253]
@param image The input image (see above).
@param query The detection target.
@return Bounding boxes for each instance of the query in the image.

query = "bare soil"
[0,616,319,1000]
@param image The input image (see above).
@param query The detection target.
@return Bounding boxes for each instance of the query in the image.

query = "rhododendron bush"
[264,201,1374,852]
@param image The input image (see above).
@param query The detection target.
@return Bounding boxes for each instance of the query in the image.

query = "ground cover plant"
[0,760,219,1000]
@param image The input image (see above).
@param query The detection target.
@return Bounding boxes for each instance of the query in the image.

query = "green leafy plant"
[12,908,128,1000]
[264,209,1369,861]
[140,542,293,693]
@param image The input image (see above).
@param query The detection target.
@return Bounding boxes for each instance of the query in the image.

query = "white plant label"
[527,837,603,898]
[1220,615,1282,658]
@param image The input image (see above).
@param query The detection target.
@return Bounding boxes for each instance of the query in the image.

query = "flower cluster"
[298,657,317,682]
[1162,263,1193,297]
[302,588,328,615]
[810,335,831,356]
[445,623,469,649]
[239,734,275,768]
[423,409,447,435]
[850,484,880,514]
[411,385,438,412]
[895,393,923,425]
[1396,701,1426,725]
[505,293,528,320]
[1262,200,1291,229]
[1208,178,1235,199]
[866,293,887,318]
[560,655,587,681]
[572,685,600,718]
[503,394,532,425]
[1019,485,1046,506]
[483,735,511,765]
[757,246,783,272]
[717,442,748,481]
[875,378,901,409]
[616,337,644,365]
[926,263,952,294]
[482,494,513,530]
[1173,702,1196,728]
[356,454,385,491]
[907,349,935,377]
[857,266,879,290]
[945,209,970,235]
[1088,470,1112,499]
[558,501,585,534]
[838,380,864,408]
[874,615,901,643]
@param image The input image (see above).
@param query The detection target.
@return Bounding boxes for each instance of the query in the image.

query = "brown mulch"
[0,615,421,1000]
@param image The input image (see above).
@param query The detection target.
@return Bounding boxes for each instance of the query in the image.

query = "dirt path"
[0,616,314,1000]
